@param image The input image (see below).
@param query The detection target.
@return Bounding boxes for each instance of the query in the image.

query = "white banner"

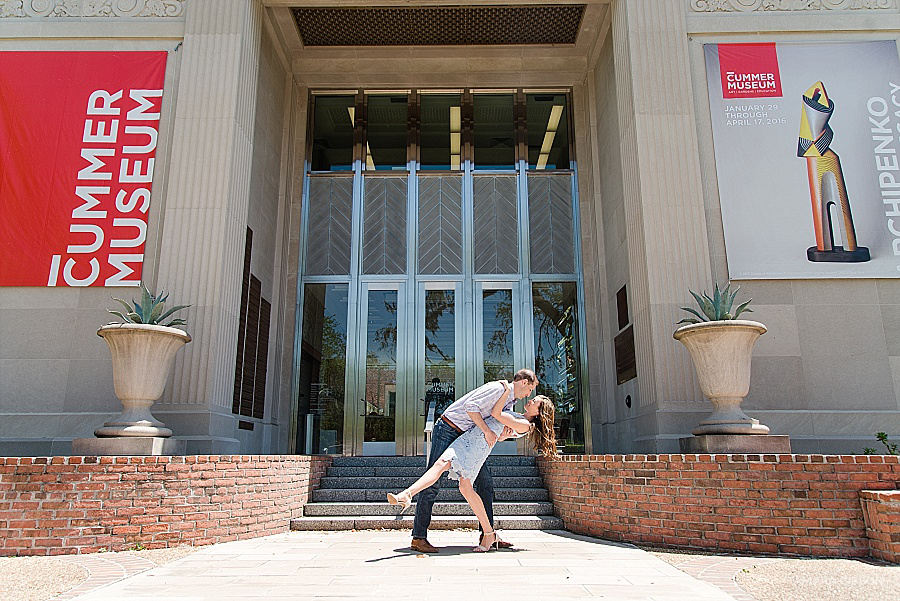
[705,41,900,279]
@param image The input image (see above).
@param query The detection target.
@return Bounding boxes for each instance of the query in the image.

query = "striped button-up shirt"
[441,380,514,432]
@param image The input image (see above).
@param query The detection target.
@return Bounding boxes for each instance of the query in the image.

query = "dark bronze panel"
[292,5,585,46]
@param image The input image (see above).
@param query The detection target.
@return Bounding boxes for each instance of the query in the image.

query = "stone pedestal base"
[679,434,791,454]
[72,437,185,456]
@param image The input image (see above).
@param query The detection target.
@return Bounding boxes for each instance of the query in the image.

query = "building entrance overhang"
[262,1,611,88]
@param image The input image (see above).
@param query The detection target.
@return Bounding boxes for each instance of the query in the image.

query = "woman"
[387,385,557,552]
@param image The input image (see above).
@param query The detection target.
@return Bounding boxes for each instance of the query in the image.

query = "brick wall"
[0,455,332,556]
[537,454,900,559]
[860,489,900,563]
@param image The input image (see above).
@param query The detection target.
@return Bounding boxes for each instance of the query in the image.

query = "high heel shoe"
[473,529,499,553]
[386,491,411,511]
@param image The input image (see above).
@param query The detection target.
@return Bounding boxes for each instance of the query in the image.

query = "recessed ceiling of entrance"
[291,5,587,46]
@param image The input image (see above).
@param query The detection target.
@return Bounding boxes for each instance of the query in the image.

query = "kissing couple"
[388,369,557,552]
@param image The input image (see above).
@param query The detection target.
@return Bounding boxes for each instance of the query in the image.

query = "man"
[410,368,539,553]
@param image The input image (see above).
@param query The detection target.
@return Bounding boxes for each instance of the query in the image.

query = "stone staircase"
[290,455,563,531]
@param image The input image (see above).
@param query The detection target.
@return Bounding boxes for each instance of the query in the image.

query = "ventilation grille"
[292,5,586,46]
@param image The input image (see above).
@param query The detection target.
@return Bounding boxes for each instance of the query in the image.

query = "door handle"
[419,398,426,417]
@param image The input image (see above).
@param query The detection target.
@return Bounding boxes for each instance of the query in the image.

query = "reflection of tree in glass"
[319,312,346,440]
[424,292,457,416]
[483,291,514,382]
[484,292,512,359]
[533,284,581,450]
[372,299,398,361]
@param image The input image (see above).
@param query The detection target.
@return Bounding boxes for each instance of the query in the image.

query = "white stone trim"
[0,0,185,18]
[690,0,896,12]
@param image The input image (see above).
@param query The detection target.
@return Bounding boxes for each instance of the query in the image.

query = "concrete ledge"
[679,434,791,454]
[71,437,186,456]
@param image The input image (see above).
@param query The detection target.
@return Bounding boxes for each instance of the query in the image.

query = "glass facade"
[298,90,585,456]
[420,94,462,171]
[311,95,356,172]
[532,282,584,454]
[527,93,570,170]
[297,284,348,454]
[473,94,515,170]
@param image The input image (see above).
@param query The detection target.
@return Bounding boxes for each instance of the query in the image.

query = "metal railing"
[423,400,436,465]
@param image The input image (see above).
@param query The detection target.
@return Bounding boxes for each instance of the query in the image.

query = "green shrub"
[108,285,189,328]
[678,282,752,325]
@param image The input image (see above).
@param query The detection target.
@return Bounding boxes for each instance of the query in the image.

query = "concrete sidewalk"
[69,530,738,601]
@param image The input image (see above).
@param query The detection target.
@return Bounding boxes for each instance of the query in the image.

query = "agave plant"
[109,285,190,328]
[678,282,752,325]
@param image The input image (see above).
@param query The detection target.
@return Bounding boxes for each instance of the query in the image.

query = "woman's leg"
[400,458,451,500]
[458,477,495,547]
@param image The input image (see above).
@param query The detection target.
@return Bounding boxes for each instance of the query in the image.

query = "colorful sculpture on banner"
[797,81,870,263]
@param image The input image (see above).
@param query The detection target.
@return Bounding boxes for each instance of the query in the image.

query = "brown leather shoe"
[410,538,439,553]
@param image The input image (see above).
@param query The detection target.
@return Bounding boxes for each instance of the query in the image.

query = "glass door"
[348,282,408,455]
[475,281,526,455]
[412,282,462,455]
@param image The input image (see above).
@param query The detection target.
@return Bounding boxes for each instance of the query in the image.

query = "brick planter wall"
[537,454,900,559]
[0,455,332,556]
[860,490,900,563]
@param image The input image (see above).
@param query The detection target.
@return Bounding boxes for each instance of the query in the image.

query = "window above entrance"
[311,95,355,172]
[309,91,573,173]
[527,93,570,170]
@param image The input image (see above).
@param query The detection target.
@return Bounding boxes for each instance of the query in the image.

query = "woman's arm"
[490,385,531,433]
[487,381,511,417]
[468,381,511,446]
[494,410,531,434]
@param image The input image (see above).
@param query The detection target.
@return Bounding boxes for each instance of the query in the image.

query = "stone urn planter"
[95,323,191,438]
[674,319,768,435]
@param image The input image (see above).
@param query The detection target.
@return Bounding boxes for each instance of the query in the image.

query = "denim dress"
[439,412,525,481]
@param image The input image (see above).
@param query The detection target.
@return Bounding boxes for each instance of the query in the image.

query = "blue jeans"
[411,419,495,539]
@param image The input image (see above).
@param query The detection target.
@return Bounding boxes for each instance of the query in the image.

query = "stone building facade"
[0,0,898,456]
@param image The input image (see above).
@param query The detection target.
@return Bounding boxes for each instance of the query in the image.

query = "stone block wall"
[860,489,900,564]
[538,454,900,559]
[0,455,332,556]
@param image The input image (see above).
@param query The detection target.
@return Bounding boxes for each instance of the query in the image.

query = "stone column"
[610,0,712,448]
[154,0,264,452]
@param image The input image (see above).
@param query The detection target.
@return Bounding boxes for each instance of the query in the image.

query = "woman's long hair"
[528,395,558,457]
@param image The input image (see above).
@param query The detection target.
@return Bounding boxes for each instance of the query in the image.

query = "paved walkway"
[65,530,745,601]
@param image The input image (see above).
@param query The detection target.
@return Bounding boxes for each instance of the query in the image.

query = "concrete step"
[302,501,555,517]
[312,487,549,503]
[290,514,564,531]
[317,476,543,490]
[325,465,540,478]
[329,455,537,468]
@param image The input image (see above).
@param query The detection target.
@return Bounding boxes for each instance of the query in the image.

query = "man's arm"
[498,425,517,441]
[468,411,498,447]
[468,381,511,447]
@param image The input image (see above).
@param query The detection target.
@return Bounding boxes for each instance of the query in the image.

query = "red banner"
[0,51,167,287]
[718,43,783,99]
